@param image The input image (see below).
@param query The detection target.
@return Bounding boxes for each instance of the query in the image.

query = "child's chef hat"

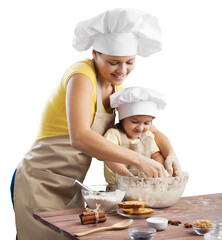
[72,8,161,57]
[110,86,167,120]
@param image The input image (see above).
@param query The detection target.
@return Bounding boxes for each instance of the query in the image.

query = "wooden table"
[33,193,222,240]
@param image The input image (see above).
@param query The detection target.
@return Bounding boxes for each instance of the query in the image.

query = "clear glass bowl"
[193,225,212,235]
[204,220,222,239]
[128,226,156,240]
[116,171,189,208]
[81,184,125,212]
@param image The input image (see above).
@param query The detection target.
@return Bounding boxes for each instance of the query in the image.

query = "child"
[102,86,167,188]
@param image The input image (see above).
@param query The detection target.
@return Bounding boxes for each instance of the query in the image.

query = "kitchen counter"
[33,193,222,239]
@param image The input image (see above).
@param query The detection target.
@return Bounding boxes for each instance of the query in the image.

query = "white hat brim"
[118,101,157,120]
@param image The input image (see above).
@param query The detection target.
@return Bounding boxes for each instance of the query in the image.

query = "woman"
[13,8,181,240]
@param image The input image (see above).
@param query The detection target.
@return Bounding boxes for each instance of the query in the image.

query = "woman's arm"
[150,124,182,176]
[103,129,133,177]
[66,74,167,178]
[104,161,132,176]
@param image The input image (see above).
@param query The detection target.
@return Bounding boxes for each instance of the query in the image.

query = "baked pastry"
[118,200,146,209]
[122,208,135,215]
[119,200,153,215]
[122,207,154,215]
[133,208,154,215]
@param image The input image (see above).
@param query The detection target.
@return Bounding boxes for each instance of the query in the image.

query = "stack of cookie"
[118,201,154,215]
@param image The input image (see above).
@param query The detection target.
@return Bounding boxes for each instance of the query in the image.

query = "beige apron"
[119,131,152,171]
[107,131,153,191]
[14,79,114,240]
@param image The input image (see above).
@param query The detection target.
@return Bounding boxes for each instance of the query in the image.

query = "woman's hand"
[164,153,182,176]
[139,156,168,178]
[105,161,133,177]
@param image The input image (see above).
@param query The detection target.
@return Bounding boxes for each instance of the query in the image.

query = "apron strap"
[139,133,147,141]
[96,79,117,114]
[112,85,119,124]
[96,78,103,113]
[119,131,130,147]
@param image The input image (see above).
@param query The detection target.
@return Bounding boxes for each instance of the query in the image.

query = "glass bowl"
[204,220,222,239]
[81,184,125,213]
[128,226,156,240]
[116,171,189,208]
[193,225,212,235]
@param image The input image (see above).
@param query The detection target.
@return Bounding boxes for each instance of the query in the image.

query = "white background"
[1,0,222,238]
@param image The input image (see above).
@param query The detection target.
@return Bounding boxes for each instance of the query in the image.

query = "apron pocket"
[29,169,76,212]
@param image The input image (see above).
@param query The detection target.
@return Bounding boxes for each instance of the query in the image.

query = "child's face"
[122,115,153,140]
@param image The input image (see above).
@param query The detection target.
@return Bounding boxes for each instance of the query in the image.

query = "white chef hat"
[72,8,161,57]
[110,86,167,120]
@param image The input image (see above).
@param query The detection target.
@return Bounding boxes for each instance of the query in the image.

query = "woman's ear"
[92,49,98,60]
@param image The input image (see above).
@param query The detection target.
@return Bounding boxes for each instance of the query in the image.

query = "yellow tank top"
[36,59,124,141]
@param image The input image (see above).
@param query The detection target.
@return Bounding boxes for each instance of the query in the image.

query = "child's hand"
[165,153,182,176]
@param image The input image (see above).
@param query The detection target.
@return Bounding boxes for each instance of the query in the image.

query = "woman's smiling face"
[93,50,136,85]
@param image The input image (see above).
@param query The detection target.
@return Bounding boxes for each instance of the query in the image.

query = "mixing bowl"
[116,171,188,208]
[81,184,125,212]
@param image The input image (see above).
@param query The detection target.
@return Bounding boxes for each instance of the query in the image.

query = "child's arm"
[150,124,182,176]
[151,151,165,166]
[104,160,132,176]
[149,131,166,167]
